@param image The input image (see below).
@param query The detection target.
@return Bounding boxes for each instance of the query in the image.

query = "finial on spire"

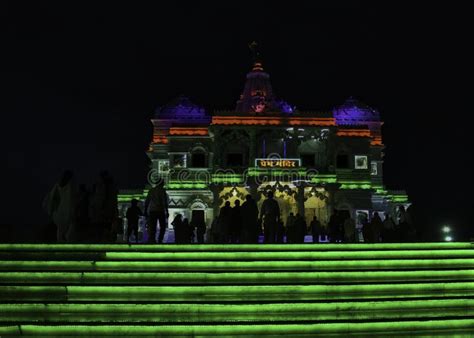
[249,41,264,71]
[249,41,259,61]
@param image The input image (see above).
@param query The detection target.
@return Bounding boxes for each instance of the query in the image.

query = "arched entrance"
[304,187,330,226]
[257,181,298,224]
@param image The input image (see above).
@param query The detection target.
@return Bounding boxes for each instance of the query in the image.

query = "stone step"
[1,242,472,252]
[1,259,474,271]
[1,319,474,336]
[2,249,474,261]
[1,270,473,285]
[1,299,473,323]
[1,283,473,302]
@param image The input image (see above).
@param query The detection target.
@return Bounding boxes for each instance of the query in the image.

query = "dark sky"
[2,2,472,240]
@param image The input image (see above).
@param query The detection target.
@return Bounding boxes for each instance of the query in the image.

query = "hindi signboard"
[255,158,301,168]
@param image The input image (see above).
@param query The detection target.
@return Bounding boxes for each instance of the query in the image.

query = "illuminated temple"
[118,55,409,236]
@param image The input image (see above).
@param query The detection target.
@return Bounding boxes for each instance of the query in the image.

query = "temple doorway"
[257,181,298,224]
[304,187,329,226]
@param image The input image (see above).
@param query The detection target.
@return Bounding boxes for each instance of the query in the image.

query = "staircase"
[0,243,474,336]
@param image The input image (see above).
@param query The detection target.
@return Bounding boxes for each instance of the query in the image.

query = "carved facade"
[119,57,409,237]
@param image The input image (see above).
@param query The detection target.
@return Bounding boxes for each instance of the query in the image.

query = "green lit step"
[2,249,474,261]
[104,250,474,261]
[2,299,474,323]
[0,242,472,252]
[1,319,474,336]
[1,270,474,285]
[1,282,474,302]
[1,259,473,272]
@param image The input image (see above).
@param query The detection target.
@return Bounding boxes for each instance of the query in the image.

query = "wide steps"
[1,243,473,336]
[2,270,474,285]
[2,299,474,322]
[1,259,473,271]
[1,320,474,336]
[2,282,474,302]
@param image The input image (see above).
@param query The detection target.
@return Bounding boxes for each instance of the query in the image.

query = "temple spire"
[235,43,293,113]
[249,41,264,71]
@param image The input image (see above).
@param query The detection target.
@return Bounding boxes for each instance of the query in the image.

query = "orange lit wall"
[211,116,336,126]
[169,127,209,136]
[371,136,383,146]
[336,129,371,137]
[152,135,169,144]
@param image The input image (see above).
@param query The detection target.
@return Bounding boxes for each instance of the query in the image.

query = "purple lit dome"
[154,96,209,122]
[333,97,380,125]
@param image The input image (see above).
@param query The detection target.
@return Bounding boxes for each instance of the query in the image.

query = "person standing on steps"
[230,200,242,243]
[219,201,232,243]
[259,191,280,244]
[126,199,142,243]
[241,195,259,243]
[144,181,169,244]
[43,170,77,243]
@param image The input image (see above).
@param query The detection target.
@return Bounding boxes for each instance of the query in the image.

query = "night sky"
[2,2,472,240]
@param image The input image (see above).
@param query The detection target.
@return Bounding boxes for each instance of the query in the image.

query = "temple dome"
[154,96,209,122]
[333,97,381,125]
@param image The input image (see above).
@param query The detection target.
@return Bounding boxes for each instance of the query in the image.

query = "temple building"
[119,53,409,239]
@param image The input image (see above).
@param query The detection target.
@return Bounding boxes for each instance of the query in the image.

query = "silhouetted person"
[183,218,192,243]
[126,199,142,243]
[43,170,76,242]
[89,171,118,243]
[371,212,383,243]
[382,212,395,242]
[276,219,285,243]
[328,210,339,243]
[295,213,306,243]
[241,195,259,243]
[230,200,242,243]
[362,214,373,243]
[310,216,322,243]
[145,181,169,244]
[286,212,296,243]
[172,214,185,244]
[259,191,280,243]
[191,214,206,244]
[210,217,220,243]
[337,212,345,243]
[219,201,232,243]
[397,205,410,242]
[343,214,356,243]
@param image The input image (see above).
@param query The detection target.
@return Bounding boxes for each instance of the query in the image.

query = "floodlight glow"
[442,226,451,233]
[445,236,453,242]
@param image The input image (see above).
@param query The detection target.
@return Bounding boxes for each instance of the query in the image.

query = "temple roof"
[153,96,210,123]
[333,97,381,125]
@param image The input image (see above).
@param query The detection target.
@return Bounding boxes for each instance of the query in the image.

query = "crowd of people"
[43,171,416,244]
[210,192,417,244]
[43,170,119,243]
[43,170,171,244]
